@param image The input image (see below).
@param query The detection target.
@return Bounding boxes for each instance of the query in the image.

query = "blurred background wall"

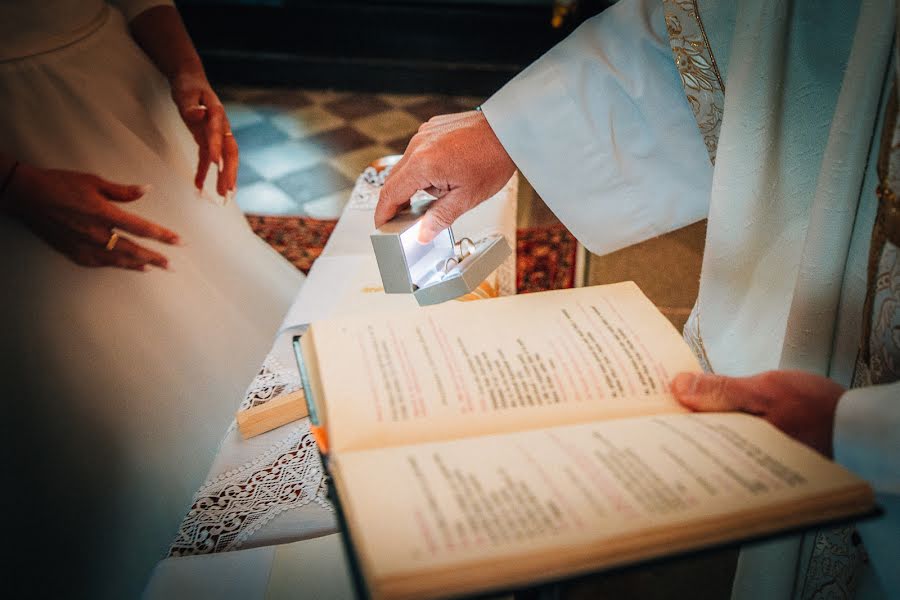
[179,0,615,94]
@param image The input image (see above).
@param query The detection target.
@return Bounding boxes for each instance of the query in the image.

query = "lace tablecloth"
[168,173,518,557]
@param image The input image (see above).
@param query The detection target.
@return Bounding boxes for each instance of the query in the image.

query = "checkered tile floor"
[220,88,484,218]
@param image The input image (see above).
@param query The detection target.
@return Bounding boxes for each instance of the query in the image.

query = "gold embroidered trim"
[688,1,724,91]
[857,83,900,360]
[663,0,725,164]
[664,0,723,370]
[876,182,900,245]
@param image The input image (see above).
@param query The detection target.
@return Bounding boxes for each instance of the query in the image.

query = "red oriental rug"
[246,215,577,293]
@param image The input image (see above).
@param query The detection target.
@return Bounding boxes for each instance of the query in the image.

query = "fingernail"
[224,189,235,205]
[217,157,224,173]
[137,184,152,195]
[168,234,181,245]
[187,104,207,113]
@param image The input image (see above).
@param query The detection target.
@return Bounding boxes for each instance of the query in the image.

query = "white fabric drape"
[1,5,302,598]
[0,0,173,60]
[482,0,713,257]
[483,0,898,597]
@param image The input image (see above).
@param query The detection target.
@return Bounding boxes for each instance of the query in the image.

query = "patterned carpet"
[246,215,577,293]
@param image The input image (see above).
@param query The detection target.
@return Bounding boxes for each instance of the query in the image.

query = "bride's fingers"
[67,234,165,270]
[195,142,211,191]
[25,214,143,271]
[63,215,115,246]
[89,246,152,270]
[47,235,144,270]
[54,215,169,269]
[204,102,226,177]
[95,178,150,203]
[219,129,238,197]
[113,235,169,269]
[101,204,180,245]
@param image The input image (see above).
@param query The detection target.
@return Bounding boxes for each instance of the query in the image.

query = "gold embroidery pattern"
[663,0,725,164]
[806,79,900,600]
[859,85,900,368]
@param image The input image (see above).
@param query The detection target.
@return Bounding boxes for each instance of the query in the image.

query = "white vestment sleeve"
[833,381,900,595]
[481,0,713,256]
[109,0,175,22]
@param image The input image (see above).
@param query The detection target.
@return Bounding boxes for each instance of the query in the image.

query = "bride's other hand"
[170,71,238,199]
[1,163,179,271]
[128,4,237,200]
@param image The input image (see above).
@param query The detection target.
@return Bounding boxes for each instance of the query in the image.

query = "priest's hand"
[1,163,179,271]
[670,370,845,457]
[376,111,516,243]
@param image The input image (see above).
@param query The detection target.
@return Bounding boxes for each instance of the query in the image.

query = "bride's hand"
[2,164,180,271]
[170,71,238,199]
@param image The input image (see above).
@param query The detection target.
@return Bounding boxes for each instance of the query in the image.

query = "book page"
[310,282,701,453]
[333,413,872,600]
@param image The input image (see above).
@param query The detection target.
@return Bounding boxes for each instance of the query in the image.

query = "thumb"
[417,189,469,244]
[97,178,151,202]
[670,372,747,413]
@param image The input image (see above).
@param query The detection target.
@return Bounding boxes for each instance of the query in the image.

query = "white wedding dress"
[0,2,303,598]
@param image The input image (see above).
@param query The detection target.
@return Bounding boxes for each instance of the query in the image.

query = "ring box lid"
[370,206,511,306]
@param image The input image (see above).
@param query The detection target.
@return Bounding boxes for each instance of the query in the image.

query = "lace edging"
[169,354,330,557]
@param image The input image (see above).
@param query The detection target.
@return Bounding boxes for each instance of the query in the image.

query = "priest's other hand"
[670,370,845,457]
[1,164,179,271]
[376,111,516,243]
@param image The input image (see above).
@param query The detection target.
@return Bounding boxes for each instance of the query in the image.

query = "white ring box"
[370,203,512,306]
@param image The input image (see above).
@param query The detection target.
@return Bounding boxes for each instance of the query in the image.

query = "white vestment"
[0,2,302,597]
[483,0,899,597]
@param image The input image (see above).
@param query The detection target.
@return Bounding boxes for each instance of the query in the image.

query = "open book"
[297,282,875,600]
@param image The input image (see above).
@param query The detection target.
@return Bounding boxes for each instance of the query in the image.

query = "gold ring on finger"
[105,231,119,251]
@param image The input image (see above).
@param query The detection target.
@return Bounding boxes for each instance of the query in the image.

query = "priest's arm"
[375,0,712,253]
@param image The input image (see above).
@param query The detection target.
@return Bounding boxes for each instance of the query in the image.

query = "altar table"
[143,172,518,598]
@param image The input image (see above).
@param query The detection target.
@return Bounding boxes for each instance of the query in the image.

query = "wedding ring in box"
[370,204,511,306]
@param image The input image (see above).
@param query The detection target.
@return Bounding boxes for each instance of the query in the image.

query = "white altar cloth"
[144,533,356,600]
[149,173,517,591]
